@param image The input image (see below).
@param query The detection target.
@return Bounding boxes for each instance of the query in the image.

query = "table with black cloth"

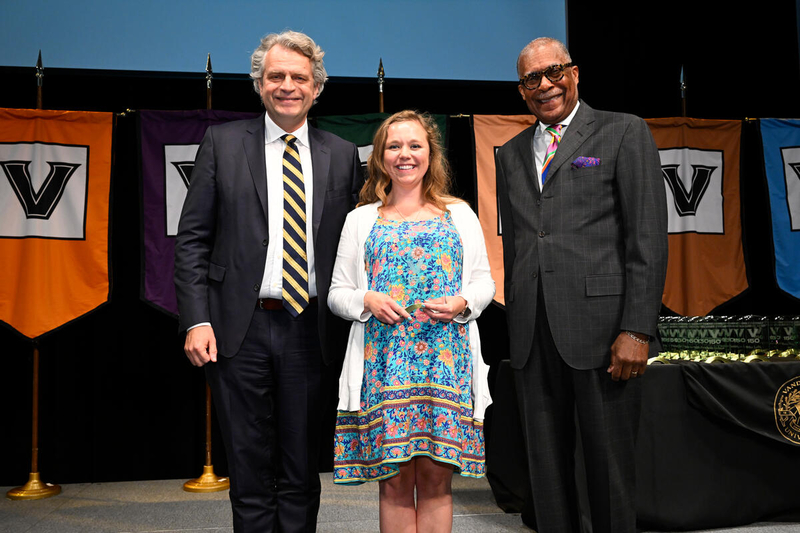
[485,360,800,531]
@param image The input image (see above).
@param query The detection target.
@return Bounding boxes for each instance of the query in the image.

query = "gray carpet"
[1,475,797,532]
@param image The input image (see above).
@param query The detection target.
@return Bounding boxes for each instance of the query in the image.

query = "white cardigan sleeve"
[448,201,495,420]
[329,203,380,412]
[449,202,495,324]
[328,207,372,323]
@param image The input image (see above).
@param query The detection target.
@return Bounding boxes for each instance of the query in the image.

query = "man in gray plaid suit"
[495,37,668,533]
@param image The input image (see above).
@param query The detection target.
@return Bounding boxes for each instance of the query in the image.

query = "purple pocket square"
[571,156,601,169]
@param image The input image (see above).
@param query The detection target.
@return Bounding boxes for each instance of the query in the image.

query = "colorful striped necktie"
[280,134,309,316]
[541,123,563,183]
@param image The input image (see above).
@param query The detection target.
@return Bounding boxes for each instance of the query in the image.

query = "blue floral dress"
[333,212,485,484]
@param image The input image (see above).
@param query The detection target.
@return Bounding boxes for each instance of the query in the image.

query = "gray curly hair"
[516,37,572,77]
[250,30,328,95]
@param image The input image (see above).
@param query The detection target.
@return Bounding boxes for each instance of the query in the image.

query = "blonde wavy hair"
[359,110,458,212]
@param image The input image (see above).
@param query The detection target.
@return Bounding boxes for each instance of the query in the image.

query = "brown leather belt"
[256,297,317,310]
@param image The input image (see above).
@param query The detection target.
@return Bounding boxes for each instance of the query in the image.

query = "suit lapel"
[243,114,268,220]
[509,125,542,196]
[308,126,330,245]
[545,101,595,187]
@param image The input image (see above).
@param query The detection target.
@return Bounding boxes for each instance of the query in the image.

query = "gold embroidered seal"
[774,376,800,445]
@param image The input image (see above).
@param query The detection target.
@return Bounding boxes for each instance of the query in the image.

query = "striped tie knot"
[541,123,563,183]
[281,133,309,316]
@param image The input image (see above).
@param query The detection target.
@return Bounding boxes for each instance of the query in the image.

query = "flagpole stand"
[184,383,228,493]
[7,472,61,500]
[7,344,61,501]
[183,465,229,493]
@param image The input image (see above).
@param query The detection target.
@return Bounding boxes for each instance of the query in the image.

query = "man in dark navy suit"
[174,30,361,533]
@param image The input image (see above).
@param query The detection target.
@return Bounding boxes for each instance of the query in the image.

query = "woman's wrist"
[456,296,471,319]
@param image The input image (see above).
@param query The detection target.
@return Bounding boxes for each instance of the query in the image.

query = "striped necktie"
[281,134,309,316]
[541,123,563,183]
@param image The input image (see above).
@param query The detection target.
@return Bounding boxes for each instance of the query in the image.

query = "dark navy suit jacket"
[174,113,362,365]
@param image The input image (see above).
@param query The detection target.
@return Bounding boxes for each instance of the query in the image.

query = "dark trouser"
[206,303,323,533]
[513,294,641,533]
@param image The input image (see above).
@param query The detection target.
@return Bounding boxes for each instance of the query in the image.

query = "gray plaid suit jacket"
[496,101,668,370]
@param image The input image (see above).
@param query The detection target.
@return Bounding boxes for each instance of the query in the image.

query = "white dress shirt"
[533,101,580,189]
[259,114,317,299]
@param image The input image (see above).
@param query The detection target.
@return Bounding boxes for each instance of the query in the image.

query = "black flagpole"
[184,52,229,494]
[8,51,61,501]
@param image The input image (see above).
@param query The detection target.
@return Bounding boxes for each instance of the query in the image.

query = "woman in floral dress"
[328,110,495,532]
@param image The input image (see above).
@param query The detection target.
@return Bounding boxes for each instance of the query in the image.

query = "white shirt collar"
[264,113,310,148]
[537,100,581,135]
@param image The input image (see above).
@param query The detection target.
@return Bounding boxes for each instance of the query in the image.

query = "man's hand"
[184,325,218,367]
[607,331,648,381]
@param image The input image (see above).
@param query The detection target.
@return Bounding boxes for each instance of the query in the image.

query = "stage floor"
[2,474,797,532]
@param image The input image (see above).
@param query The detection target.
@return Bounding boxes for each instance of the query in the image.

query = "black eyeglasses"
[519,63,574,90]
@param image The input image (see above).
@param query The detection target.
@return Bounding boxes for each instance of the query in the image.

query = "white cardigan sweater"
[328,200,495,420]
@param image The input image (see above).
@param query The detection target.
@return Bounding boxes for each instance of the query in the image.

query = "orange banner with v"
[646,117,747,316]
[0,108,113,337]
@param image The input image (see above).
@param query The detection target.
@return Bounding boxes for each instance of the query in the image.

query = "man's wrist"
[625,330,649,344]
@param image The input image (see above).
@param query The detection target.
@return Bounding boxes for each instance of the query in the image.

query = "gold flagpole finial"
[35,50,43,109]
[36,50,43,86]
[680,65,687,117]
[205,53,213,110]
[377,58,385,113]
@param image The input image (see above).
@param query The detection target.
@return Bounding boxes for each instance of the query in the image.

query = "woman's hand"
[364,291,412,325]
[421,295,467,323]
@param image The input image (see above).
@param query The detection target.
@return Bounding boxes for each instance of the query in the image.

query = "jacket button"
[262,239,268,247]
[538,231,546,238]
[253,284,260,292]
